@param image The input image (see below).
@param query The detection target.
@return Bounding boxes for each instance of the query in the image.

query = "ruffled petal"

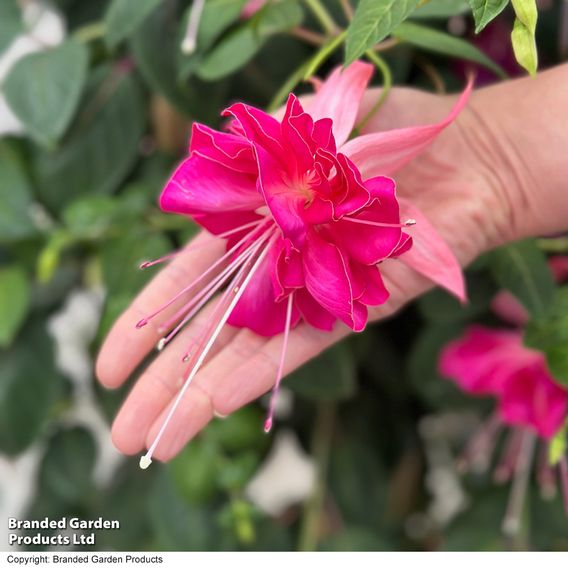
[333,176,402,265]
[308,61,374,147]
[294,288,336,331]
[189,123,257,174]
[160,154,262,216]
[228,253,301,336]
[254,144,307,246]
[302,229,364,330]
[341,78,473,178]
[398,199,466,302]
[350,263,390,306]
[223,102,284,159]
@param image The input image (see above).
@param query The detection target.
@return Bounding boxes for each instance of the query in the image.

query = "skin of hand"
[96,64,568,463]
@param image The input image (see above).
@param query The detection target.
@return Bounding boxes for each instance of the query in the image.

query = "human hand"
[95,74,553,463]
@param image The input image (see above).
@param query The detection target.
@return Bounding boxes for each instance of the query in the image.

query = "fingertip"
[111,418,146,456]
[145,384,214,462]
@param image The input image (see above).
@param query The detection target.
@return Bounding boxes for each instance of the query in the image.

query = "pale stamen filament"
[140,233,276,469]
[136,219,270,328]
[264,292,294,433]
[159,228,276,351]
[501,431,536,537]
[139,219,263,270]
[181,0,205,55]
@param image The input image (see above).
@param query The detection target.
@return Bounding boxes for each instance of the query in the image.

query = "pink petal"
[308,62,374,148]
[341,78,473,178]
[190,123,257,174]
[439,326,531,395]
[350,263,390,306]
[253,144,306,246]
[222,102,283,160]
[491,290,529,326]
[333,176,402,265]
[160,154,262,216]
[294,288,336,331]
[228,253,301,336]
[302,228,364,331]
[499,360,568,440]
[398,199,466,302]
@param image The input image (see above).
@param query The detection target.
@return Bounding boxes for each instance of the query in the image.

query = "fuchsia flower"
[439,260,568,531]
[440,326,568,440]
[137,62,470,468]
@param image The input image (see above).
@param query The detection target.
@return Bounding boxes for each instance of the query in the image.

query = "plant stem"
[303,0,339,35]
[338,0,353,21]
[290,27,327,46]
[303,30,347,80]
[298,402,336,552]
[353,50,393,135]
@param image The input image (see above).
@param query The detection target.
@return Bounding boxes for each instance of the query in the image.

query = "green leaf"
[345,0,420,65]
[196,0,249,52]
[196,0,303,81]
[0,142,37,243]
[286,342,357,401]
[393,21,506,77]
[490,239,554,318]
[412,0,470,19]
[0,0,23,53]
[130,4,215,117]
[148,470,213,550]
[0,267,30,347]
[40,427,97,504]
[0,320,63,455]
[510,0,538,75]
[169,440,220,505]
[525,286,568,386]
[467,0,510,32]
[104,0,162,47]
[32,69,145,211]
[3,40,89,148]
[197,26,261,81]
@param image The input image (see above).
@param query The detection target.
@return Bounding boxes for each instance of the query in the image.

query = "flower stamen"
[140,233,277,469]
[264,292,294,433]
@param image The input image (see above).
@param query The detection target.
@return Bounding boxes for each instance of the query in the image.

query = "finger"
[145,323,345,461]
[111,301,240,455]
[96,231,226,389]
[144,263,426,462]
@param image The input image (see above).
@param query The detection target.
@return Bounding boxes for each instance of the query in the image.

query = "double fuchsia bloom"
[440,324,568,532]
[137,62,470,468]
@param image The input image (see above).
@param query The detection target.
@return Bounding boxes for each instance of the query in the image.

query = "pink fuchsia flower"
[439,325,568,531]
[440,325,568,439]
[137,62,470,468]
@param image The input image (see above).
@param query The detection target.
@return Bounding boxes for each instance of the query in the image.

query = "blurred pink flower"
[439,275,568,527]
[241,0,265,18]
[440,325,568,439]
[137,62,471,465]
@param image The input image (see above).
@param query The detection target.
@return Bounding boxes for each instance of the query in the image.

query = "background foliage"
[1,0,567,552]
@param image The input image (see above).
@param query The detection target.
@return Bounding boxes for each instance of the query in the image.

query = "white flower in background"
[0,0,65,136]
[245,430,316,517]
[48,289,123,486]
